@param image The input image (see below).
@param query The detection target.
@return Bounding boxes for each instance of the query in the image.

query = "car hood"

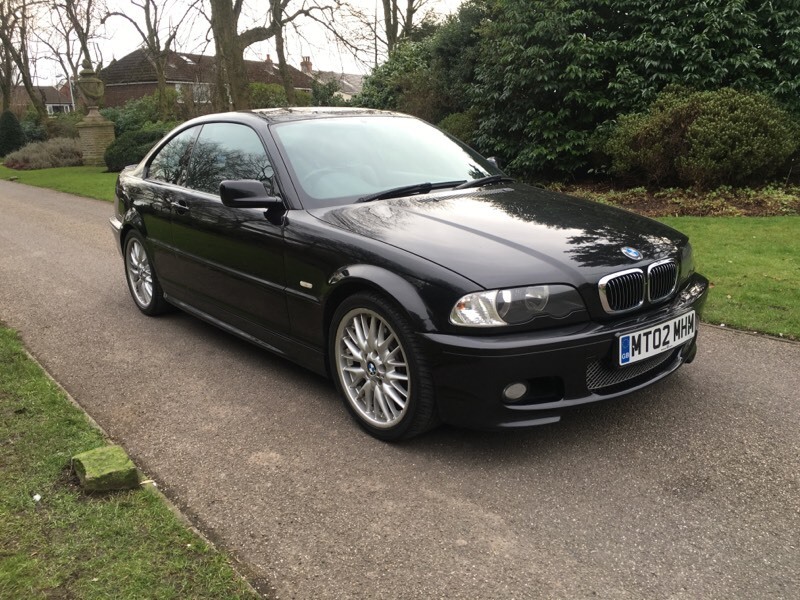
[310,184,686,289]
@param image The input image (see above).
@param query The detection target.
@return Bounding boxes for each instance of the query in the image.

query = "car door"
[139,125,201,297]
[168,121,290,340]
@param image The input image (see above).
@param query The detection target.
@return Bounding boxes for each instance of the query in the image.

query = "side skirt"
[165,294,328,377]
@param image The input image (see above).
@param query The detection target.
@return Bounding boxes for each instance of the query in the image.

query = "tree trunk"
[18,68,48,124]
[154,54,170,119]
[402,0,415,38]
[209,0,250,110]
[382,0,399,52]
[0,53,12,112]
[272,1,295,105]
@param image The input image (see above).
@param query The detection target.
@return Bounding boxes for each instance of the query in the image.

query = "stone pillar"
[76,109,116,166]
[75,60,115,167]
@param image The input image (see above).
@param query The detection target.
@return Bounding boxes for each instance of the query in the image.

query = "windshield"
[270,115,502,208]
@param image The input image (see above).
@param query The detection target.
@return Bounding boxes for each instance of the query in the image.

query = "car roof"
[249,106,407,123]
[171,107,414,134]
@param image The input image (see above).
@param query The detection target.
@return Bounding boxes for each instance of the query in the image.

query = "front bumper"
[109,216,123,256]
[421,273,708,429]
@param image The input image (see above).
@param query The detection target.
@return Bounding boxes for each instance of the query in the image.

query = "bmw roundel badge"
[621,246,643,260]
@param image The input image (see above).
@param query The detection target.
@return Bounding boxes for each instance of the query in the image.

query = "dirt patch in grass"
[552,183,800,217]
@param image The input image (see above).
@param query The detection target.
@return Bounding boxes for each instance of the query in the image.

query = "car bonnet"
[311,184,686,290]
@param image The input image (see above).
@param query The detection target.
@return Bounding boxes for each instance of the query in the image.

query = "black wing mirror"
[219,179,283,208]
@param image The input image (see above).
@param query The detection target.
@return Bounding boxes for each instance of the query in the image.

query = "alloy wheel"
[126,238,153,308]
[335,308,411,429]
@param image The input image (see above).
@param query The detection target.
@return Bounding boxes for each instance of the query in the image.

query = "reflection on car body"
[110,108,708,441]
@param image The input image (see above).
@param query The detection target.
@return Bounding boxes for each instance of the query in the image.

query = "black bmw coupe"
[110,108,708,440]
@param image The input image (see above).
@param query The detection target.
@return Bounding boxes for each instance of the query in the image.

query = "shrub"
[104,128,169,172]
[46,112,84,139]
[0,110,26,157]
[355,39,447,123]
[20,119,48,144]
[311,80,347,107]
[101,91,181,136]
[3,138,83,169]
[250,83,288,108]
[604,88,799,188]
[294,90,312,106]
[438,111,478,146]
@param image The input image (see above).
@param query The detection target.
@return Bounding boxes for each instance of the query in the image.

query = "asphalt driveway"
[1,181,798,599]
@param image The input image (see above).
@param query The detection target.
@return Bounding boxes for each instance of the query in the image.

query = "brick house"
[99,48,317,108]
[4,84,74,118]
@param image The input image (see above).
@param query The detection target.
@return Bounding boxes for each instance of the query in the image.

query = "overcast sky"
[35,0,464,84]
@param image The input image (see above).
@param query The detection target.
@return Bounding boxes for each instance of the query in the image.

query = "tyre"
[330,292,439,441]
[123,231,170,315]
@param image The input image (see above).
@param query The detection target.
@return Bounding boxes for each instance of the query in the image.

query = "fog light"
[503,382,528,402]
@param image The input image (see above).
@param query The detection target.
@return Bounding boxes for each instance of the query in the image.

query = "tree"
[0,110,25,156]
[207,0,337,110]
[355,1,489,123]
[355,39,445,122]
[382,0,417,52]
[271,0,296,105]
[0,18,16,112]
[104,0,200,119]
[345,0,437,64]
[0,0,48,124]
[36,0,106,109]
[472,0,800,179]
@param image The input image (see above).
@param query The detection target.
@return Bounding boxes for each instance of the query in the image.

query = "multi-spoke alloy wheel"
[123,232,169,315]
[126,238,153,308]
[330,293,438,441]
[335,308,411,428]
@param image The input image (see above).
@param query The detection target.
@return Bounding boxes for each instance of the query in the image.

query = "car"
[110,107,708,441]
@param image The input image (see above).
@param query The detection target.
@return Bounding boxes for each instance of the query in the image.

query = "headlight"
[681,242,695,279]
[450,284,585,327]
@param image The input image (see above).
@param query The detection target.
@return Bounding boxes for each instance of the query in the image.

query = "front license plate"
[619,311,696,366]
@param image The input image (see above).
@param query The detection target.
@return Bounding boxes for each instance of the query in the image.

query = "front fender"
[325,264,437,332]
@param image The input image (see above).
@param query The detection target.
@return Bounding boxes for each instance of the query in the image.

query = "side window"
[147,127,199,185]
[185,123,274,196]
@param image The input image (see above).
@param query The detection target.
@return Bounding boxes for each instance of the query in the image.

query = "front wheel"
[330,293,438,441]
[124,231,170,315]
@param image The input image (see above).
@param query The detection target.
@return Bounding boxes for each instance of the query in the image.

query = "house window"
[176,82,212,104]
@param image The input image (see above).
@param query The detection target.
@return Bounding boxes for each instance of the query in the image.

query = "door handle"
[172,199,189,215]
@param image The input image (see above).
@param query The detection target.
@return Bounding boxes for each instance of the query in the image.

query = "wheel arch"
[119,209,147,252]
[324,264,435,329]
[321,265,436,372]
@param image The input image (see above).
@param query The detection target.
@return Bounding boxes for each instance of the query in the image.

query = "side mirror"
[487,156,502,169]
[219,179,283,209]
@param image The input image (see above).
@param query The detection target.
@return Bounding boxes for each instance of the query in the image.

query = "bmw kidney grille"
[599,259,678,314]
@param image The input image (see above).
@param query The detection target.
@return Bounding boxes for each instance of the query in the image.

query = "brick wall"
[103,82,161,108]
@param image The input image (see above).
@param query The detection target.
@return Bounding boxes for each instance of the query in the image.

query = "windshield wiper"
[357,180,466,203]
[453,175,515,190]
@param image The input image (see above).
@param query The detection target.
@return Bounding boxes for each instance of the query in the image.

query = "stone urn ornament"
[76,59,116,167]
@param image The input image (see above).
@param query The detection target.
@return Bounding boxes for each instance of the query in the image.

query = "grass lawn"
[0,327,259,599]
[660,216,800,340]
[0,165,117,202]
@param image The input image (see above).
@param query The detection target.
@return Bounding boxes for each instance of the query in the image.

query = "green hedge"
[104,128,168,172]
[603,88,799,188]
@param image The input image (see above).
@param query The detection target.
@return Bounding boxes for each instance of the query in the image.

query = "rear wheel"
[124,231,170,315]
[330,292,438,441]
